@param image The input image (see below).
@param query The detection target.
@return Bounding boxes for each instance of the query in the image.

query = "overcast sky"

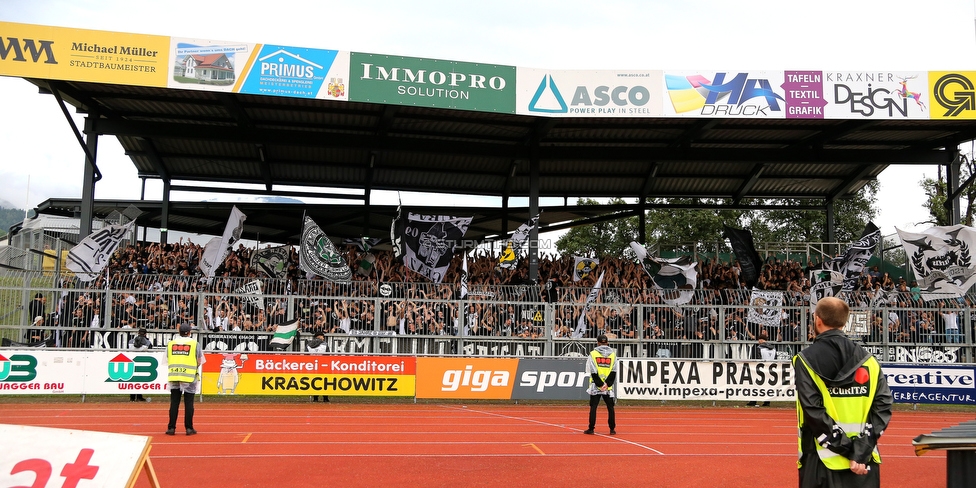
[2,0,975,240]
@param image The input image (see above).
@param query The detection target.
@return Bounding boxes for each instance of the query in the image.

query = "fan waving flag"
[898,224,976,300]
[66,220,135,282]
[572,256,600,282]
[629,241,697,305]
[269,319,299,350]
[810,222,881,305]
[499,214,539,270]
[251,245,290,280]
[200,206,247,278]
[722,225,763,288]
[299,216,352,284]
[572,270,605,339]
[394,211,472,283]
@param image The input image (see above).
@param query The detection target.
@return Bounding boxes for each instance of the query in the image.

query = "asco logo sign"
[106,353,158,382]
[0,353,38,382]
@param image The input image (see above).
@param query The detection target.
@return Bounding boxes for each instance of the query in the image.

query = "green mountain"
[0,206,25,238]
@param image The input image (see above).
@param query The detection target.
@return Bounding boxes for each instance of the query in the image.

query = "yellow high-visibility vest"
[589,349,616,391]
[794,354,882,470]
[167,336,199,383]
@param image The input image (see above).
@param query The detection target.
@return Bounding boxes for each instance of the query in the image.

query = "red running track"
[1,402,969,488]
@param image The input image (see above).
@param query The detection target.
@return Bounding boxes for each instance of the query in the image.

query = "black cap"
[138,327,147,335]
[597,334,609,344]
[179,323,192,334]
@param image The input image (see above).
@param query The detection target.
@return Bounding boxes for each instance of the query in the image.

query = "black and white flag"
[572,270,605,339]
[396,212,472,283]
[460,251,469,300]
[572,256,600,282]
[835,222,881,292]
[898,224,976,300]
[390,203,406,263]
[250,245,290,280]
[200,206,246,278]
[747,288,784,328]
[234,279,265,311]
[299,216,352,284]
[66,221,135,282]
[498,214,539,270]
[629,241,698,305]
[722,225,763,288]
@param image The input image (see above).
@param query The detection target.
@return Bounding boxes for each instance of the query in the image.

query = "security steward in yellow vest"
[166,323,204,436]
[794,297,892,488]
[584,334,617,435]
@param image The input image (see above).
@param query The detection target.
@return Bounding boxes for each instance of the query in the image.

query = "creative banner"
[616,358,795,402]
[201,353,415,396]
[0,21,168,87]
[516,68,663,117]
[415,357,518,399]
[349,52,516,113]
[0,350,168,395]
[882,363,976,405]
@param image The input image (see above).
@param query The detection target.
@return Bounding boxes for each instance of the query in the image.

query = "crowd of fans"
[22,240,975,349]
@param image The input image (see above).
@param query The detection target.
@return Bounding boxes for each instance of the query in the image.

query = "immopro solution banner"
[349,52,515,113]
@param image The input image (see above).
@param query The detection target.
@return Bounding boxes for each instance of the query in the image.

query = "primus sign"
[350,52,515,113]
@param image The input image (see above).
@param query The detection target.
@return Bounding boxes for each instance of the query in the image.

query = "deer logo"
[896,75,926,110]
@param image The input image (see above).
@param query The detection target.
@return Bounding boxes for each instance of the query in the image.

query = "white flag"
[572,270,605,339]
[499,214,539,270]
[899,224,976,300]
[234,279,265,311]
[200,206,246,278]
[66,221,135,282]
[747,288,784,328]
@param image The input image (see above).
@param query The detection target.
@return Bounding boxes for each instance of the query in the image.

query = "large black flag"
[394,211,472,283]
[722,225,763,288]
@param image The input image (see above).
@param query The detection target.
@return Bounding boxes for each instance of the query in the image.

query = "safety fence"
[0,349,972,406]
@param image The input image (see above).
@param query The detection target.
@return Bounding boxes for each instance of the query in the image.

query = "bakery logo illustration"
[106,353,158,382]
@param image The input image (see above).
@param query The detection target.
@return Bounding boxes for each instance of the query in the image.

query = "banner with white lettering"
[882,364,976,405]
[616,358,794,401]
[234,279,265,311]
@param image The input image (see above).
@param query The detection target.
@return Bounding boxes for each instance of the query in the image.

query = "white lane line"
[442,405,665,455]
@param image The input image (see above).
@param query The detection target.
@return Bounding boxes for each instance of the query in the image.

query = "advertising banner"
[415,357,518,399]
[0,21,168,87]
[883,363,976,405]
[516,68,663,117]
[349,52,516,113]
[167,36,256,93]
[511,357,588,400]
[818,71,929,119]
[238,45,349,100]
[201,353,415,396]
[617,358,794,402]
[663,71,787,118]
[928,72,976,119]
[0,350,168,395]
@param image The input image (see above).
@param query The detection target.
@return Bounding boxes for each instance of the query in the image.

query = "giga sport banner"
[616,358,795,402]
[0,349,169,395]
[201,353,415,397]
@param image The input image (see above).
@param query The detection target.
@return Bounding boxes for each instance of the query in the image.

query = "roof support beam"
[733,163,766,204]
